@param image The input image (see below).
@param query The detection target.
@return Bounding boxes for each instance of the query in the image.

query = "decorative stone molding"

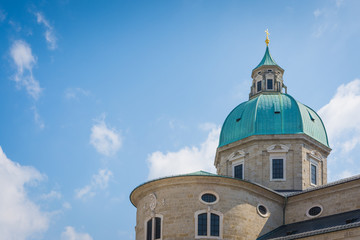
[309,150,324,162]
[149,193,157,211]
[267,144,290,153]
[227,150,246,161]
[265,73,274,79]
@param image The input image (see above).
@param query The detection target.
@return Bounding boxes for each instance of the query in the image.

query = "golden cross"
[265,29,270,46]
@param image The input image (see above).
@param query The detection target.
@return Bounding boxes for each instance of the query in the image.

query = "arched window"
[195,210,223,238]
[145,215,162,240]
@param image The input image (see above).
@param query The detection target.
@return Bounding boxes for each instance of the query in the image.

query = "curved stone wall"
[131,175,284,240]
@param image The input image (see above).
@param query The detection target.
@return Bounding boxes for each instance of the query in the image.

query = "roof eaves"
[266,221,360,240]
[285,174,360,197]
[130,171,285,207]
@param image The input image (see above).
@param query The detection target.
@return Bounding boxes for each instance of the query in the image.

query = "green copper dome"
[219,93,329,147]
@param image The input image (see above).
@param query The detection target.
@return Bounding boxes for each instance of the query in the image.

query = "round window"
[201,193,217,203]
[257,204,269,217]
[258,205,267,215]
[307,206,322,217]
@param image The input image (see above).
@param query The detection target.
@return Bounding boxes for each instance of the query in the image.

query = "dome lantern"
[249,30,287,99]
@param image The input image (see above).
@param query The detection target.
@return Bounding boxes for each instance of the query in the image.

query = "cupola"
[249,30,287,99]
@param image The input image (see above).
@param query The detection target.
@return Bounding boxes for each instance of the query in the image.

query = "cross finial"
[265,29,270,46]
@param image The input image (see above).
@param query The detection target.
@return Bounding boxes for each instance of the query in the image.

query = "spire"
[265,29,270,46]
[253,30,281,70]
[254,46,279,69]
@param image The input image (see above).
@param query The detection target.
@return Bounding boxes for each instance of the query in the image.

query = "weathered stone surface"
[131,176,283,240]
[215,134,330,191]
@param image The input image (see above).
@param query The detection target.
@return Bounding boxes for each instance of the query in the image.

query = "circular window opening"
[201,193,217,203]
[257,204,269,217]
[258,205,267,215]
[307,206,322,217]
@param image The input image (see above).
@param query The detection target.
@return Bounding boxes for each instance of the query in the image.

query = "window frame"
[310,159,318,186]
[256,204,270,218]
[144,215,163,240]
[306,205,323,218]
[194,210,223,239]
[232,159,244,180]
[270,155,286,181]
[266,78,273,90]
[257,80,262,92]
[199,191,219,205]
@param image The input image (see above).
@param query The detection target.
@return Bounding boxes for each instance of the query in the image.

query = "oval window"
[257,204,269,217]
[307,206,322,217]
[201,193,217,203]
[258,205,267,215]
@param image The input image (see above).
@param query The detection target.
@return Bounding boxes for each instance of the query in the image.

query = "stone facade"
[215,134,330,191]
[285,179,360,224]
[131,176,284,240]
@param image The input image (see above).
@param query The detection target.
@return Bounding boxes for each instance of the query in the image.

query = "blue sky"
[1,0,360,239]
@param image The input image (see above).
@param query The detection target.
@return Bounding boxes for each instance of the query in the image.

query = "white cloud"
[75,169,113,200]
[64,88,90,100]
[199,122,217,131]
[319,79,360,180]
[35,12,57,50]
[338,170,355,179]
[0,9,6,22]
[8,20,21,32]
[62,202,72,210]
[32,106,45,129]
[41,190,62,200]
[10,40,42,100]
[90,117,122,156]
[318,79,360,147]
[61,226,93,240]
[336,0,344,8]
[313,9,322,17]
[0,146,49,240]
[147,125,220,179]
[312,1,341,38]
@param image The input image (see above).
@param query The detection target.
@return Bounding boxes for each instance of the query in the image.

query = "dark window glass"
[258,205,267,215]
[311,164,317,185]
[267,79,273,89]
[272,159,284,179]
[234,164,243,179]
[308,206,322,216]
[278,82,281,91]
[210,213,220,236]
[155,217,161,239]
[147,219,152,240]
[201,193,217,203]
[257,81,262,92]
[198,213,207,236]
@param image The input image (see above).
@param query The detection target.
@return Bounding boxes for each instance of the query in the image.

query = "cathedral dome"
[219,93,329,148]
